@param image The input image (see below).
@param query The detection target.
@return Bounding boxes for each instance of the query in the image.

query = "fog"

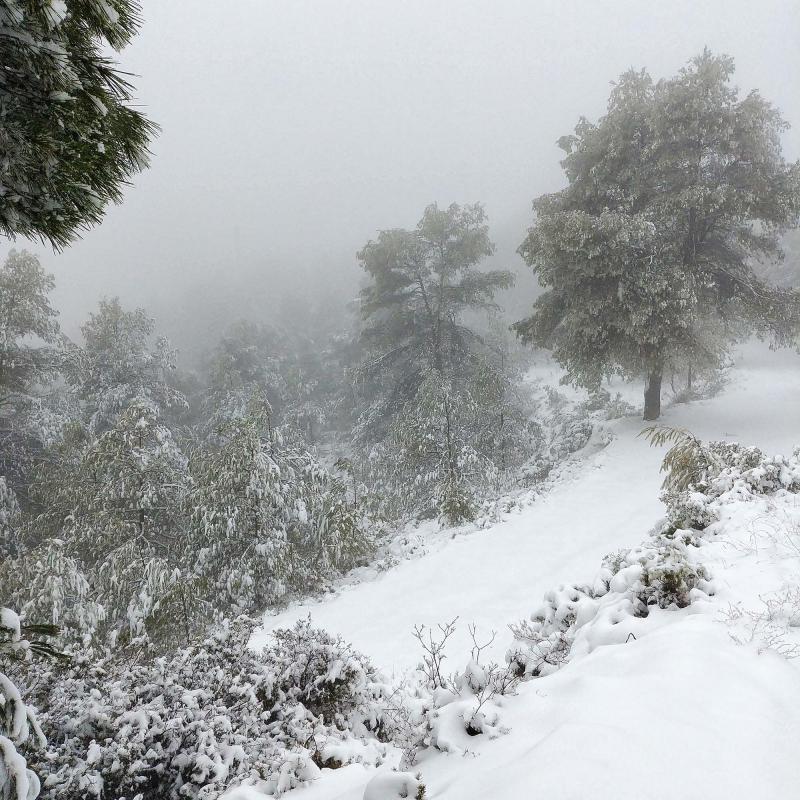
[7,0,800,358]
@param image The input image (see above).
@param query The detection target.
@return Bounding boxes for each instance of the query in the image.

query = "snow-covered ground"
[254,343,800,671]
[242,341,800,800]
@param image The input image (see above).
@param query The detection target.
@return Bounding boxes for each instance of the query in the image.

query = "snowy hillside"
[239,342,800,800]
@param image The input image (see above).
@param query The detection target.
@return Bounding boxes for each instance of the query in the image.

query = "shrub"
[644,427,800,528]
[28,618,389,800]
[508,525,714,677]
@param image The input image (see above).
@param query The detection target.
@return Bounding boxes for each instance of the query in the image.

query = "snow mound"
[362,771,423,800]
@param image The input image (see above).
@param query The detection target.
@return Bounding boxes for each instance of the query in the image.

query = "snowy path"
[234,343,800,800]
[254,343,800,673]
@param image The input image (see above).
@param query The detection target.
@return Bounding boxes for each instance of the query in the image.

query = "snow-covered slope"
[242,342,800,800]
[254,343,800,671]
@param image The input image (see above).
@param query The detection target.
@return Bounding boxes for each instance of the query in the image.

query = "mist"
[3,0,797,358]
[7,3,800,797]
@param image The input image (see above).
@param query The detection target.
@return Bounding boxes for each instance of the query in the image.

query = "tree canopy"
[357,202,514,440]
[0,0,157,247]
[515,51,800,419]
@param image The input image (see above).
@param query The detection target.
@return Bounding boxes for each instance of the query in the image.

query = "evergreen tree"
[188,398,369,616]
[204,320,344,445]
[64,298,184,434]
[204,320,288,430]
[385,370,487,525]
[356,202,514,441]
[367,360,532,525]
[0,0,157,247]
[0,477,20,559]
[0,250,60,502]
[14,400,192,645]
[515,51,800,419]
[0,251,59,407]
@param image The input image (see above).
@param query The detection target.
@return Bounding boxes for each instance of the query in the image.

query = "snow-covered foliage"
[4,399,191,645]
[0,251,61,503]
[0,251,59,401]
[359,362,535,526]
[203,320,346,445]
[27,618,390,800]
[352,203,532,524]
[5,391,373,650]
[644,426,800,529]
[520,382,626,483]
[508,430,796,685]
[507,522,714,678]
[515,51,800,420]
[0,0,156,247]
[0,477,20,558]
[189,400,372,617]
[0,608,47,800]
[63,298,185,435]
[364,371,495,525]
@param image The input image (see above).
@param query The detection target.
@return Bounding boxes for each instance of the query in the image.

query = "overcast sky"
[6,0,800,354]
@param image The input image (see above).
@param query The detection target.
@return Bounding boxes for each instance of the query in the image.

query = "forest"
[2,3,800,800]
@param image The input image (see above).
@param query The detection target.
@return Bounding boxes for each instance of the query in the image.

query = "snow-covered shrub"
[645,427,800,528]
[507,583,593,678]
[259,619,388,739]
[189,400,373,618]
[508,524,714,677]
[0,608,50,800]
[29,618,389,800]
[380,620,519,766]
[602,530,712,612]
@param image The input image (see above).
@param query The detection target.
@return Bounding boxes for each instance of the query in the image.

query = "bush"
[28,619,389,800]
[259,619,387,737]
[508,524,714,677]
[645,427,800,528]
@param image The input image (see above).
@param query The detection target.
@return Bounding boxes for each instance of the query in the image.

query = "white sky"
[6,0,800,352]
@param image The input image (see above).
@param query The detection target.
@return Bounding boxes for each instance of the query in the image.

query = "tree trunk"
[643,365,663,421]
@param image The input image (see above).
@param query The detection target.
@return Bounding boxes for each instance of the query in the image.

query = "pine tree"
[0,251,59,406]
[64,298,184,434]
[204,320,342,445]
[384,370,487,524]
[204,320,288,431]
[356,202,514,440]
[515,51,800,419]
[0,250,60,503]
[188,398,370,615]
[18,400,192,645]
[0,477,20,559]
[0,0,157,247]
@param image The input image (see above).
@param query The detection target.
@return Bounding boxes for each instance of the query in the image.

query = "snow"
[362,772,422,800]
[254,343,800,673]
[237,341,800,800]
[0,608,21,639]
